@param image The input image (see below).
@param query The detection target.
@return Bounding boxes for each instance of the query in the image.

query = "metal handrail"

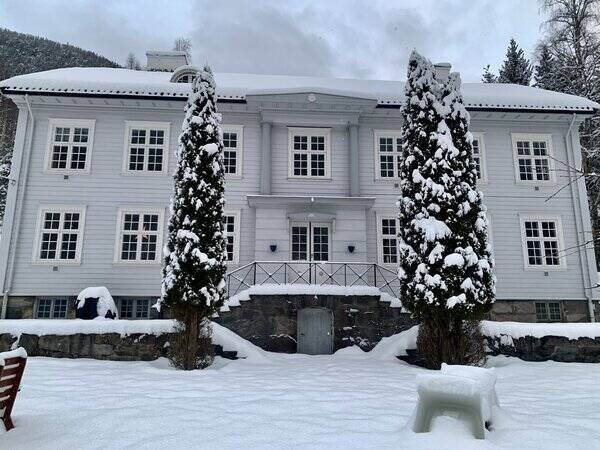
[226,261,400,300]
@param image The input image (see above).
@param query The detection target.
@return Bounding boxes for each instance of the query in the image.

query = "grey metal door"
[297,308,333,355]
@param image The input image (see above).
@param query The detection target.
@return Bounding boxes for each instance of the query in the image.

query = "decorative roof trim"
[0,87,596,114]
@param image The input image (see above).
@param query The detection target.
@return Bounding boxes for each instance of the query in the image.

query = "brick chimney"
[433,62,451,82]
[145,51,189,71]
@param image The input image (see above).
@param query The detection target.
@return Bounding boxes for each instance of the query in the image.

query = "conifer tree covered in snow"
[398,51,495,368]
[481,65,497,83]
[0,149,10,228]
[160,65,227,370]
[533,43,559,91]
[497,38,532,85]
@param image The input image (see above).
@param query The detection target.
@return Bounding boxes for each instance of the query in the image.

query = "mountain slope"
[0,28,120,225]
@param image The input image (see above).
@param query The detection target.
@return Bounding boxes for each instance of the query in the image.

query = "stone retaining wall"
[485,334,600,363]
[215,294,414,352]
[0,333,236,361]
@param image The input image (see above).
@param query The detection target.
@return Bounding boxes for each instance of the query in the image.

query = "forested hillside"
[0,28,119,225]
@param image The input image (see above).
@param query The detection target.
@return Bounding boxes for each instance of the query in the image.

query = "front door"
[290,222,330,283]
[297,307,333,354]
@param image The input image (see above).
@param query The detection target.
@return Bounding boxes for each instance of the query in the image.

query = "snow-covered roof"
[1,67,598,112]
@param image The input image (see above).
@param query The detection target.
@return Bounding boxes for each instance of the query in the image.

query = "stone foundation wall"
[485,334,600,363]
[215,294,414,352]
[0,333,236,361]
[4,296,161,319]
[489,300,590,322]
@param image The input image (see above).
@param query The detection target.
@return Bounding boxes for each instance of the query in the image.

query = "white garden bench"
[411,364,498,439]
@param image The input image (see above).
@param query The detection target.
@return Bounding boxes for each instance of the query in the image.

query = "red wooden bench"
[0,348,27,432]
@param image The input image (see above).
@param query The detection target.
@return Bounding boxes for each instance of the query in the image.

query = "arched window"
[170,66,198,84]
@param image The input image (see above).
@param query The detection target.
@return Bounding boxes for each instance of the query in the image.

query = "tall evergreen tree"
[160,65,227,370]
[498,38,533,85]
[398,51,495,369]
[533,44,559,90]
[481,65,497,83]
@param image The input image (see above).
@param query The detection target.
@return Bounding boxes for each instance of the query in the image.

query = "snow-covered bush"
[159,65,227,370]
[397,51,495,369]
[77,286,118,319]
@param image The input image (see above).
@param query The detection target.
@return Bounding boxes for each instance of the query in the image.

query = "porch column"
[349,123,360,197]
[260,121,272,195]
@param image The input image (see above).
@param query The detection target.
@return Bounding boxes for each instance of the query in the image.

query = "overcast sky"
[0,0,545,82]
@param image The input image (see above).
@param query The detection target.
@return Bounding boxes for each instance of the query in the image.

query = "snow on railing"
[226,261,400,300]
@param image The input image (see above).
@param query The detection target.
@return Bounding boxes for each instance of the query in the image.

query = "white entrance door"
[290,222,330,284]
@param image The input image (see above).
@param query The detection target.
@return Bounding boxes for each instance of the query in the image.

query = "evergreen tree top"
[161,63,227,312]
[498,38,533,86]
[533,44,558,91]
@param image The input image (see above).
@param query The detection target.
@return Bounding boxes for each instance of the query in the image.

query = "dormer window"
[175,74,196,84]
[170,66,199,84]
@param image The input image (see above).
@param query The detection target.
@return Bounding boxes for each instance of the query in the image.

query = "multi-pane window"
[223,213,240,263]
[522,217,563,268]
[124,122,170,174]
[120,298,150,319]
[291,226,308,261]
[222,125,243,176]
[513,134,553,183]
[312,226,329,262]
[374,131,402,179]
[116,209,163,263]
[535,301,562,322]
[379,217,398,264]
[471,133,486,181]
[289,128,330,178]
[46,119,95,173]
[36,298,68,319]
[35,208,85,263]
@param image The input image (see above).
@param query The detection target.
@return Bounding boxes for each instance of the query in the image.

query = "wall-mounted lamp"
[347,245,355,254]
[270,244,277,253]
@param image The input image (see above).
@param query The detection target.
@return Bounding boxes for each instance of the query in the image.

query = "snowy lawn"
[2,352,600,449]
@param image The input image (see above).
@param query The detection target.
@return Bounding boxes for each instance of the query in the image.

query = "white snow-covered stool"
[411,365,498,440]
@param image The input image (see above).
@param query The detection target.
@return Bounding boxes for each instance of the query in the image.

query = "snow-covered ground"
[2,349,600,449]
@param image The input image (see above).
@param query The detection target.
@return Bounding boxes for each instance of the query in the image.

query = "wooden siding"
[1,98,596,303]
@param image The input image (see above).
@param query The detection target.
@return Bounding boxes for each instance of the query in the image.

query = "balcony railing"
[226,261,400,300]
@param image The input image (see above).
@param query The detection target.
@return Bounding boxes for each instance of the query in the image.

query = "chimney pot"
[433,62,452,82]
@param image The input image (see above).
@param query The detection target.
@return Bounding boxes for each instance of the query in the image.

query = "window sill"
[286,176,333,181]
[31,260,82,266]
[43,169,91,176]
[120,171,169,177]
[112,260,162,266]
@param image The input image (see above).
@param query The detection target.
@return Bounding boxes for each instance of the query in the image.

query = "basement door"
[297,308,334,355]
[290,222,330,283]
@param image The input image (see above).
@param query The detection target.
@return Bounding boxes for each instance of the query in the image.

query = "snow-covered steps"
[217,285,412,353]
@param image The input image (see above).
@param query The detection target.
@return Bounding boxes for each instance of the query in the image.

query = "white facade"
[0,65,598,321]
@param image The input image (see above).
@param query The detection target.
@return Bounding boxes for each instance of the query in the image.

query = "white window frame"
[32,206,87,265]
[223,210,241,264]
[288,127,331,179]
[118,298,151,320]
[535,301,563,322]
[122,121,171,176]
[36,298,69,319]
[471,132,487,183]
[512,133,555,185]
[222,125,244,179]
[373,130,402,181]
[44,118,96,174]
[376,212,399,266]
[519,214,566,271]
[113,207,165,264]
